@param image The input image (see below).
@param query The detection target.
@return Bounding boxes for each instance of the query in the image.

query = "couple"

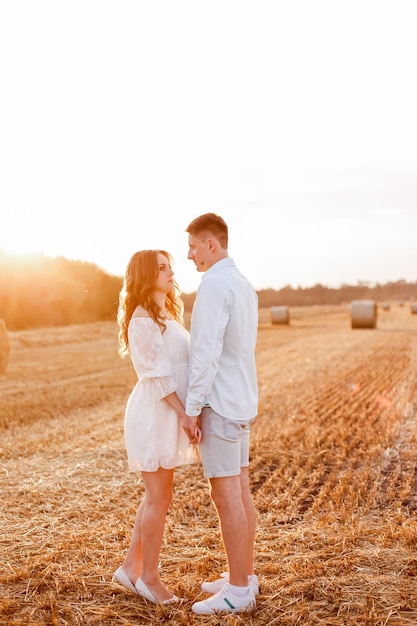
[113,213,259,615]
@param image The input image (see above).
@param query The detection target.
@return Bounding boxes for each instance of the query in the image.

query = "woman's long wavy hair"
[117,249,183,357]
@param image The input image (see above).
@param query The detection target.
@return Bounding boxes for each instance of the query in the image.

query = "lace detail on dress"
[123,315,199,472]
[128,318,177,400]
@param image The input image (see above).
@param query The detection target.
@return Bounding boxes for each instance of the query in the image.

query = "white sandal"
[112,566,138,594]
[135,577,179,605]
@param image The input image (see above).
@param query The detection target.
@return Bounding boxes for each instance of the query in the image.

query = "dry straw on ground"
[1,304,417,625]
[0,319,9,375]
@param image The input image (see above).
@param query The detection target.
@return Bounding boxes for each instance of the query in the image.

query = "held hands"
[164,393,201,444]
[181,413,202,445]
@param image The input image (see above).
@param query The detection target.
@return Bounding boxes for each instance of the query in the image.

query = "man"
[182,213,259,615]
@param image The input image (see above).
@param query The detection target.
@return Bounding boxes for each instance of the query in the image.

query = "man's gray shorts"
[198,406,252,478]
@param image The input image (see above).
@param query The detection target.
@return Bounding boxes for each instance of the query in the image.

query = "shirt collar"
[201,257,235,280]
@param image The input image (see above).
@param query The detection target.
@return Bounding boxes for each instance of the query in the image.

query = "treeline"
[1,252,416,330]
[0,253,122,330]
[256,281,417,308]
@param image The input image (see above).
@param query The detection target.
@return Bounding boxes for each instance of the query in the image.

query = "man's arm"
[163,391,201,444]
[186,278,229,416]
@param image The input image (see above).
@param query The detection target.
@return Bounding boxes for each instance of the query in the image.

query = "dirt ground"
[1,303,416,625]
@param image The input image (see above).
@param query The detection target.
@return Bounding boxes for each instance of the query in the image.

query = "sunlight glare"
[0,223,48,257]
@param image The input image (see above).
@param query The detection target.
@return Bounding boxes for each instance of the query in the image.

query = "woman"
[113,249,200,604]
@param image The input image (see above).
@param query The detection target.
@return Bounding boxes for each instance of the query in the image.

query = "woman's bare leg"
[122,497,145,582]
[123,468,175,601]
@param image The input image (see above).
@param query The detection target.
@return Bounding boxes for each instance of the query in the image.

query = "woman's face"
[154,252,175,294]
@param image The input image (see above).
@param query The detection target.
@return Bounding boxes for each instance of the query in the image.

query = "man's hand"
[182,413,202,444]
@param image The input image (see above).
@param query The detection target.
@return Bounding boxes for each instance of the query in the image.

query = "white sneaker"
[192,583,256,615]
[201,572,259,596]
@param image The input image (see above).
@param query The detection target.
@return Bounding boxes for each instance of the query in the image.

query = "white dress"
[123,315,199,472]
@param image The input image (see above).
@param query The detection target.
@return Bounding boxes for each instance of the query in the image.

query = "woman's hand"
[182,414,201,445]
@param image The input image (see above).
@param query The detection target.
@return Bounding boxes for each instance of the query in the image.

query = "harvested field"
[1,304,417,625]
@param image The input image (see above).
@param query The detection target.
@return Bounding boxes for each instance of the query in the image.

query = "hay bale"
[411,303,417,315]
[270,306,290,325]
[350,300,377,329]
[0,319,9,374]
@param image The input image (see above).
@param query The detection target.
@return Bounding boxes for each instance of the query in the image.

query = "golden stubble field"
[1,304,416,626]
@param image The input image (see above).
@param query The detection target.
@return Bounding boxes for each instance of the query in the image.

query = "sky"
[1,0,416,294]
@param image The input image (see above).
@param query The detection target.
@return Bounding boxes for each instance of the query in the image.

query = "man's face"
[187,233,211,272]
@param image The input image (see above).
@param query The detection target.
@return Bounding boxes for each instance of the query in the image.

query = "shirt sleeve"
[186,278,229,416]
[128,318,177,401]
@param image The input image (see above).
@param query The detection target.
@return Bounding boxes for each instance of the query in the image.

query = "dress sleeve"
[128,318,177,401]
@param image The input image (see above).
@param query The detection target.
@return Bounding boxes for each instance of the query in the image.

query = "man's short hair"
[186,213,228,248]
